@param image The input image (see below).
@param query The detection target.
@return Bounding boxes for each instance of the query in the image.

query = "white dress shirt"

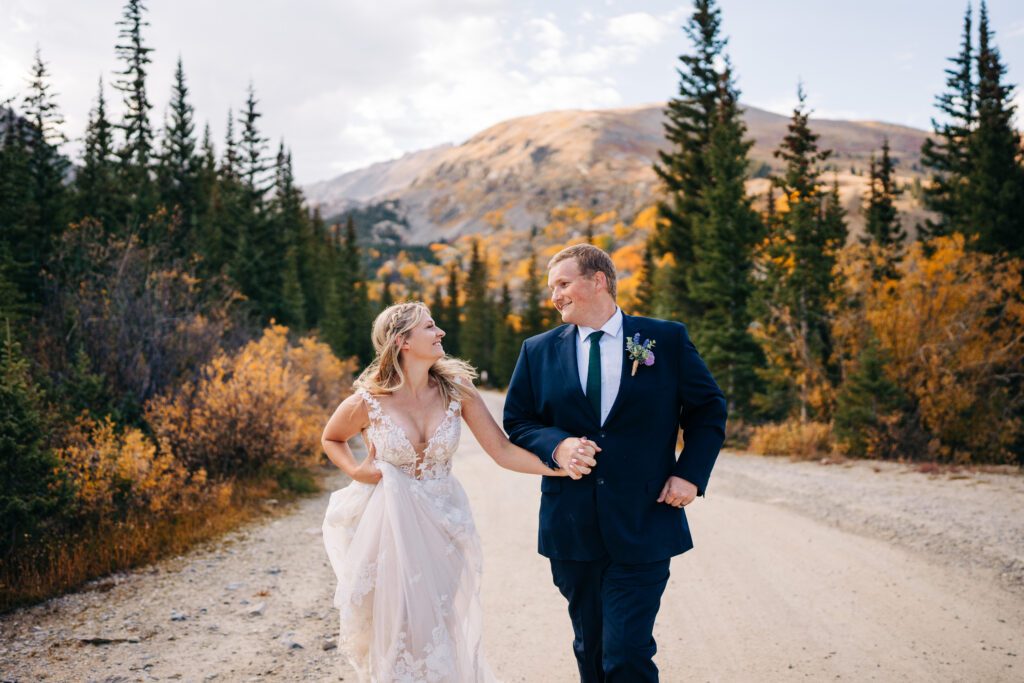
[576,307,623,427]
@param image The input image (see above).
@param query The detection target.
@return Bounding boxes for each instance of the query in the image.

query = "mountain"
[304,103,932,244]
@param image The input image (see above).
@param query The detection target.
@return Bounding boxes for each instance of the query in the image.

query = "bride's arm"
[321,394,382,484]
[459,381,596,477]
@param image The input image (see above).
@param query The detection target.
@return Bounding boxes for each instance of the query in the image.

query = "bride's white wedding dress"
[323,388,498,682]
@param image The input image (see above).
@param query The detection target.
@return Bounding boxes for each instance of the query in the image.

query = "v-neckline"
[375,398,455,458]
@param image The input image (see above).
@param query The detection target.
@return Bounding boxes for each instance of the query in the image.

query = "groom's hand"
[554,437,601,480]
[657,476,697,507]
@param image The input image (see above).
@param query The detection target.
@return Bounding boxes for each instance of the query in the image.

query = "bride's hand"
[351,455,382,485]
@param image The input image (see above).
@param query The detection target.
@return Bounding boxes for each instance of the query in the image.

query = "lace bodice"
[356,388,461,480]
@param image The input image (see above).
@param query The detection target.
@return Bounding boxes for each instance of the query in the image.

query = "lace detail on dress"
[387,619,456,682]
[356,388,462,481]
[324,388,495,682]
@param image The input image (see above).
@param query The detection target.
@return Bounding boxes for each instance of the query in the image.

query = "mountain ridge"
[304,103,932,243]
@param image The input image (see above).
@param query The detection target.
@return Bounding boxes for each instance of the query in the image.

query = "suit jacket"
[503,313,728,563]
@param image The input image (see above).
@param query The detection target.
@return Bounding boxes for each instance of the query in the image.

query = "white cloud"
[293,9,629,175]
[604,12,669,47]
[6,0,38,34]
[894,51,916,72]
[525,11,675,77]
[0,1,692,182]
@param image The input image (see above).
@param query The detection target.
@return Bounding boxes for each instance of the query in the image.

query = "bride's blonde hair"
[354,301,477,406]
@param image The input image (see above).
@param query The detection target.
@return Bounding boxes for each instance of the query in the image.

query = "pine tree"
[208,109,244,277]
[687,69,765,418]
[280,244,306,330]
[461,240,494,378]
[270,142,308,328]
[77,77,119,228]
[329,240,376,366]
[633,237,656,317]
[321,241,347,357]
[299,199,331,329]
[20,47,70,308]
[155,56,199,256]
[833,335,907,457]
[238,84,271,207]
[0,320,69,556]
[194,123,222,274]
[338,216,371,360]
[919,4,975,240]
[520,251,546,338]
[440,260,462,356]
[491,283,517,387]
[427,283,444,328]
[964,0,1024,256]
[221,108,239,180]
[862,139,906,279]
[754,85,844,422]
[652,0,731,322]
[231,87,279,321]
[863,139,905,248]
[0,99,33,320]
[113,0,156,224]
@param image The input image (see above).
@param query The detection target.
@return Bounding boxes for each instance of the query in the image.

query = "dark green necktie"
[586,330,604,421]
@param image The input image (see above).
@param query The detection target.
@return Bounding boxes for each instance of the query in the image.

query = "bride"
[320,301,599,682]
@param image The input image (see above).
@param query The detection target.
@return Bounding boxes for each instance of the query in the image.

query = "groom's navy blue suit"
[504,311,727,682]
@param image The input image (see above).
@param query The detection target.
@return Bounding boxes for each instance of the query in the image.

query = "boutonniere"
[625,333,656,376]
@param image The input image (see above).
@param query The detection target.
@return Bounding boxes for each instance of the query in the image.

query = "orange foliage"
[145,324,355,477]
[748,419,834,459]
[612,242,644,274]
[484,209,506,230]
[858,235,1024,462]
[631,205,660,235]
[56,413,216,519]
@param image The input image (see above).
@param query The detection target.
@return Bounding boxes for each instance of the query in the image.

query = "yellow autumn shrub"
[748,419,834,459]
[55,413,214,519]
[287,334,359,412]
[862,235,1024,462]
[145,324,354,477]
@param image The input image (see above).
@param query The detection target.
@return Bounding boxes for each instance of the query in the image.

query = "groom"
[503,244,727,682]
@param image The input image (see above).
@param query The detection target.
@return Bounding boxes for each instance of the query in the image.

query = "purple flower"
[625,334,657,375]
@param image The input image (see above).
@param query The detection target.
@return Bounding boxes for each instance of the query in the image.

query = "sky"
[2,0,1022,184]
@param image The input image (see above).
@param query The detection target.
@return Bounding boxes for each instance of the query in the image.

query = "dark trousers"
[550,557,671,683]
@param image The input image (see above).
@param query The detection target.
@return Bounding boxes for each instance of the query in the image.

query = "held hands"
[554,437,602,480]
[351,454,383,485]
[657,476,697,507]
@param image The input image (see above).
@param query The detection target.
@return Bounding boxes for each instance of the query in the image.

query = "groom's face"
[547,258,605,326]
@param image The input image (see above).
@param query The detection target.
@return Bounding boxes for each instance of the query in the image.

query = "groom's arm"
[503,343,573,470]
[673,323,728,496]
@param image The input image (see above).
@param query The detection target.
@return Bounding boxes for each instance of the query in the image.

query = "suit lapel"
[602,313,638,428]
[556,324,591,411]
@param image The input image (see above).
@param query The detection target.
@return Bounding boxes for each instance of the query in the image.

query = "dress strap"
[355,388,384,422]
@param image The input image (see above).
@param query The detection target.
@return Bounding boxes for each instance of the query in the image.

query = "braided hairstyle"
[353,301,477,406]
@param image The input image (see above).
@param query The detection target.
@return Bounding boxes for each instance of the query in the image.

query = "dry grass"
[0,466,323,614]
[748,419,835,460]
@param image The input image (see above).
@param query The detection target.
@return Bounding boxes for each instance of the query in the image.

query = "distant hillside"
[305,103,932,244]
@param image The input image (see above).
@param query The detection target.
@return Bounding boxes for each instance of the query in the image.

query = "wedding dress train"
[323,388,497,682]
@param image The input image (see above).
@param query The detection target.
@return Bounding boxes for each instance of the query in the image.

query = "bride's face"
[400,314,446,361]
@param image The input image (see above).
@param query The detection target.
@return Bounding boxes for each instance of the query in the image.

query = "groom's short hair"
[548,244,617,299]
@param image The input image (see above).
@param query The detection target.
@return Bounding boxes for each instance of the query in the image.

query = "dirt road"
[2,390,1021,682]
